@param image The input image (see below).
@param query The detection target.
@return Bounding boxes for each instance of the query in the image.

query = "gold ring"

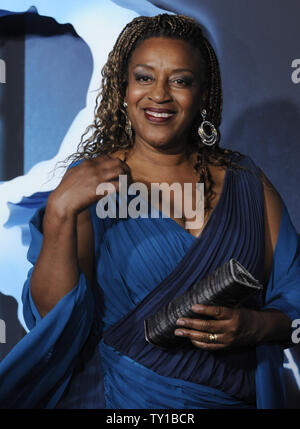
[209,333,218,343]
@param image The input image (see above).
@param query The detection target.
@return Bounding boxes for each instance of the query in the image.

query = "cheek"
[126,83,146,103]
[177,93,199,116]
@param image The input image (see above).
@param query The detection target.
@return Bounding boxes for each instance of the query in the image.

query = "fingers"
[190,304,232,320]
[77,155,132,190]
[174,328,226,350]
[174,304,236,351]
[96,157,132,184]
[101,165,128,182]
[175,328,225,343]
[175,316,221,333]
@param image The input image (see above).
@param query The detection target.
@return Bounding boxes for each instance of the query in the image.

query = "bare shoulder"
[259,169,283,283]
[259,169,282,239]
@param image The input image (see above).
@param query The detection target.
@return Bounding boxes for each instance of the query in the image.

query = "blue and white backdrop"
[0,0,299,408]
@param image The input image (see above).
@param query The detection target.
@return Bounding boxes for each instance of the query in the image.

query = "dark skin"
[31,36,292,350]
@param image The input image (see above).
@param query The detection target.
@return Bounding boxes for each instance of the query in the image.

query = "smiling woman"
[0,13,300,410]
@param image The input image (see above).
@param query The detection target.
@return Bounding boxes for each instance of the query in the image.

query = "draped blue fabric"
[0,153,299,408]
[99,153,265,407]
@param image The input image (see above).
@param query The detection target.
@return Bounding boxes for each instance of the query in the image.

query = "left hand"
[174,304,262,350]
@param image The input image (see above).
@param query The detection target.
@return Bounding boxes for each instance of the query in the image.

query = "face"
[125,37,207,152]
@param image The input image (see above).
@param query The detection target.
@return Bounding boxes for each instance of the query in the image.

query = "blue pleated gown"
[0,153,299,409]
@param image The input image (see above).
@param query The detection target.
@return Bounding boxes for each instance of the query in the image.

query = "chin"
[147,140,178,151]
[139,133,182,150]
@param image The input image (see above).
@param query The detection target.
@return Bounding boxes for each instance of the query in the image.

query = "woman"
[0,13,299,409]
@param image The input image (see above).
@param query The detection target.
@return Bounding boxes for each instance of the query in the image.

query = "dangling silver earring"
[123,101,133,139]
[123,101,132,140]
[198,109,218,146]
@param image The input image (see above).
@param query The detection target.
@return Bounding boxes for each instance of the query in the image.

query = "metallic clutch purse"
[144,259,263,349]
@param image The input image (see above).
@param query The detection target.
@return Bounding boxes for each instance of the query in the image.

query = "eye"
[172,78,192,87]
[135,74,153,83]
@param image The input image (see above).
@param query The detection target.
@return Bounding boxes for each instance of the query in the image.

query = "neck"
[128,138,197,168]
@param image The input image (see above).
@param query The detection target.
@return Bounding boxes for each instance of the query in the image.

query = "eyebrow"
[133,64,195,74]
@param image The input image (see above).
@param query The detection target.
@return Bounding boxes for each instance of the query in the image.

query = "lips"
[144,107,176,113]
[144,107,176,122]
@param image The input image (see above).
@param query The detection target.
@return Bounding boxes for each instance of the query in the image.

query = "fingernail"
[192,304,204,311]
[176,319,185,326]
[175,330,184,336]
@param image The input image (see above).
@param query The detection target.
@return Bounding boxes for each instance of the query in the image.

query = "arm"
[0,201,98,408]
[254,170,292,347]
[30,204,95,318]
[0,155,132,407]
[30,154,131,318]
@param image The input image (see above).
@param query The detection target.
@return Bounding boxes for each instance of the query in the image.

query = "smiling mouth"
[144,109,176,123]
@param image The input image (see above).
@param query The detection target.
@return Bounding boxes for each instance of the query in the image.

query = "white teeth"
[145,110,174,118]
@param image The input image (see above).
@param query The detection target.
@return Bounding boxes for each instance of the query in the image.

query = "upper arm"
[260,169,283,285]
[76,208,95,286]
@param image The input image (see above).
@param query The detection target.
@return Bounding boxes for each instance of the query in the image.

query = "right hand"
[48,154,132,217]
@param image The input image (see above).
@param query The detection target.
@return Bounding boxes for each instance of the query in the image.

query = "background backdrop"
[0,0,299,408]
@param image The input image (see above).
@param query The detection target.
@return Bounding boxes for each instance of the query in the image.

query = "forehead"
[128,37,203,72]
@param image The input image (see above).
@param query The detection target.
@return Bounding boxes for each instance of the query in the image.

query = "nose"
[148,79,173,103]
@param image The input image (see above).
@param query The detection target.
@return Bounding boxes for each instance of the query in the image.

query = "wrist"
[252,309,293,346]
[46,191,78,222]
[43,194,78,237]
[251,310,269,345]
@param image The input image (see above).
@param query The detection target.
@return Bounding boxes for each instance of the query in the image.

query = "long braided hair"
[58,13,245,212]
